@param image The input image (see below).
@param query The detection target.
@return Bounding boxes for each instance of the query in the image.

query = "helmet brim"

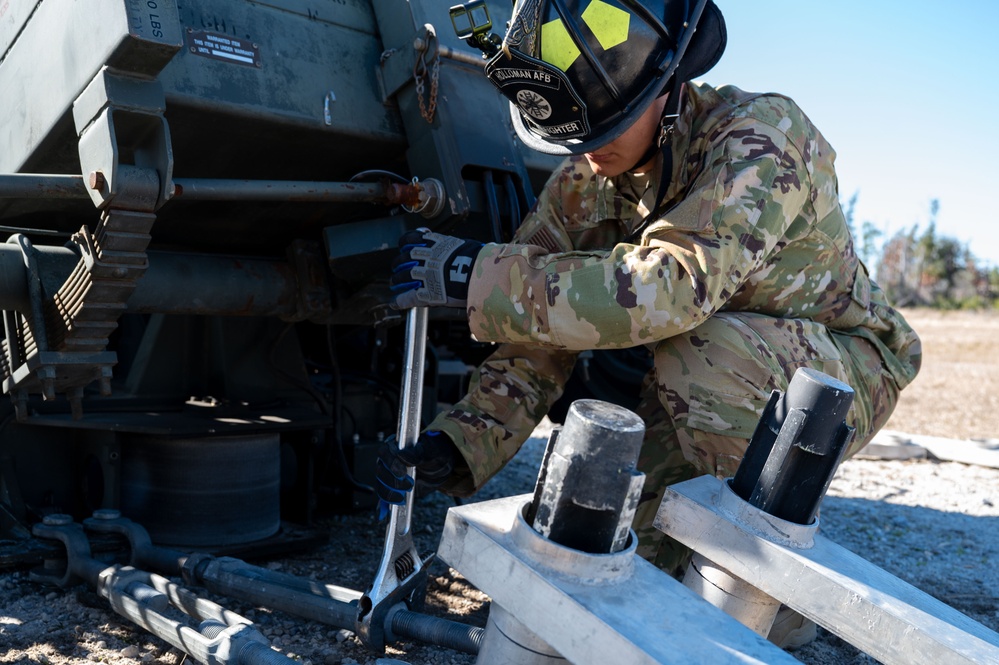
[509,0,726,156]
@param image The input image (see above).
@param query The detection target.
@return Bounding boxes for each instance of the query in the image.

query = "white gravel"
[1,434,998,665]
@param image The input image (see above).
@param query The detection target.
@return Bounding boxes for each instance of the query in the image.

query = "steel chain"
[413,26,440,124]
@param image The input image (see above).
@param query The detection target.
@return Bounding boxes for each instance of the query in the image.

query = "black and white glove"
[375,430,458,515]
[390,230,483,309]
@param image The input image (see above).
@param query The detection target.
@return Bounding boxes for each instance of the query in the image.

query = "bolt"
[92,509,121,520]
[99,368,113,397]
[13,394,27,422]
[88,171,106,191]
[69,394,83,420]
[43,514,73,526]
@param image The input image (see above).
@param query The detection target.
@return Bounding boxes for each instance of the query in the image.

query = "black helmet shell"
[486,0,726,155]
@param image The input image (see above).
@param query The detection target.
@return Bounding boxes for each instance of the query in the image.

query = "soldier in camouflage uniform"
[377,0,920,583]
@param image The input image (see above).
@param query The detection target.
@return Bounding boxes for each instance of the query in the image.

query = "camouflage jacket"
[431,82,921,496]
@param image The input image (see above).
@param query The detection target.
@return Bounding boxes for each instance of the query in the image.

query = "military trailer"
[0,0,570,553]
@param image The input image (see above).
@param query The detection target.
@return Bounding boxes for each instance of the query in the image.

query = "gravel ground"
[2,308,998,664]
[2,442,997,665]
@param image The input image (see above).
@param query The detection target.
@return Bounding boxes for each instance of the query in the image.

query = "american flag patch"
[524,226,563,253]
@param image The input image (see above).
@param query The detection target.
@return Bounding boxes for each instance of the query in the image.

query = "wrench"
[356,306,432,651]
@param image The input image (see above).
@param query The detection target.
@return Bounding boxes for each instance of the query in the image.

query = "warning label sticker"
[186,29,260,68]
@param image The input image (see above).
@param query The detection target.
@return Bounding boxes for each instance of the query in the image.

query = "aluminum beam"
[438,494,799,665]
[656,475,999,665]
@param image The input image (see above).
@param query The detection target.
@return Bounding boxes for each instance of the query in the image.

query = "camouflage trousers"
[630,312,900,577]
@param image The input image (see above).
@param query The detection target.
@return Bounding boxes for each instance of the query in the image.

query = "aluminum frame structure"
[438,494,800,665]
[656,475,999,665]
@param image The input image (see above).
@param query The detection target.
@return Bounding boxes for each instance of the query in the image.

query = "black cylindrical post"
[529,399,645,554]
[731,368,856,524]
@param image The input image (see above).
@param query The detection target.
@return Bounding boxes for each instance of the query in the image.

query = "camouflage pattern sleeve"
[465,117,811,350]
[429,174,580,496]
[430,342,576,496]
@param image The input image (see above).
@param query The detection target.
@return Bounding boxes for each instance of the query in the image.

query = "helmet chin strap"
[627,76,684,175]
[625,76,684,243]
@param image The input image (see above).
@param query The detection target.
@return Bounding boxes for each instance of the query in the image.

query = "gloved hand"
[375,430,458,517]
[390,229,483,309]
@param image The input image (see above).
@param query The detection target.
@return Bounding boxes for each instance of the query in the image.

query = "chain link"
[413,26,440,124]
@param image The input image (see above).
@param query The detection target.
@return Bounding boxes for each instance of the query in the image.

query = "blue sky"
[706,1,999,267]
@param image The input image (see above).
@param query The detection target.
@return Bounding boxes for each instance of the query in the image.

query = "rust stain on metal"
[384,182,423,207]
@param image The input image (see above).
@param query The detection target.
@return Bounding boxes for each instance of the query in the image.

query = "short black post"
[528,400,646,554]
[730,368,856,525]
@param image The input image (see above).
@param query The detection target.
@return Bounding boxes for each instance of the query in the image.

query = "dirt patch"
[884,308,999,440]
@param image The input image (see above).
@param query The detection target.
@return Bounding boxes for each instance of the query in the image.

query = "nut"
[88,171,106,191]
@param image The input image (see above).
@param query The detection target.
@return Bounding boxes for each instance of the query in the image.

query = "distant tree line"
[844,195,998,310]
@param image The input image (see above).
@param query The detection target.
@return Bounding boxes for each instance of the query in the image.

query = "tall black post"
[731,368,856,524]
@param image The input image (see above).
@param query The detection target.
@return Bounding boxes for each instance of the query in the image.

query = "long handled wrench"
[356,306,431,651]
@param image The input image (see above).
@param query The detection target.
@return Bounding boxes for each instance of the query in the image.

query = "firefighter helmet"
[485,0,726,155]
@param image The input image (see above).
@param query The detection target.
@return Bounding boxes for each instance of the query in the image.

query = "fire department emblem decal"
[516,90,552,120]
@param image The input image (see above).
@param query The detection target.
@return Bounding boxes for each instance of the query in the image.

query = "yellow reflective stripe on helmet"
[541,18,581,72]
[541,0,631,72]
[582,0,630,51]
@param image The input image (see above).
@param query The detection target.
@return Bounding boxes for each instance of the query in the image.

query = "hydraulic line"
[31,516,296,665]
[0,173,429,207]
[87,513,484,654]
[184,553,360,629]
[187,555,484,654]
[503,172,522,235]
[482,170,503,243]
[199,621,299,665]
[0,174,90,199]
[326,324,377,496]
[391,607,484,654]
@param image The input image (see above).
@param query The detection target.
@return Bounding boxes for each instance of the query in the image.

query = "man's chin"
[585,156,626,178]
